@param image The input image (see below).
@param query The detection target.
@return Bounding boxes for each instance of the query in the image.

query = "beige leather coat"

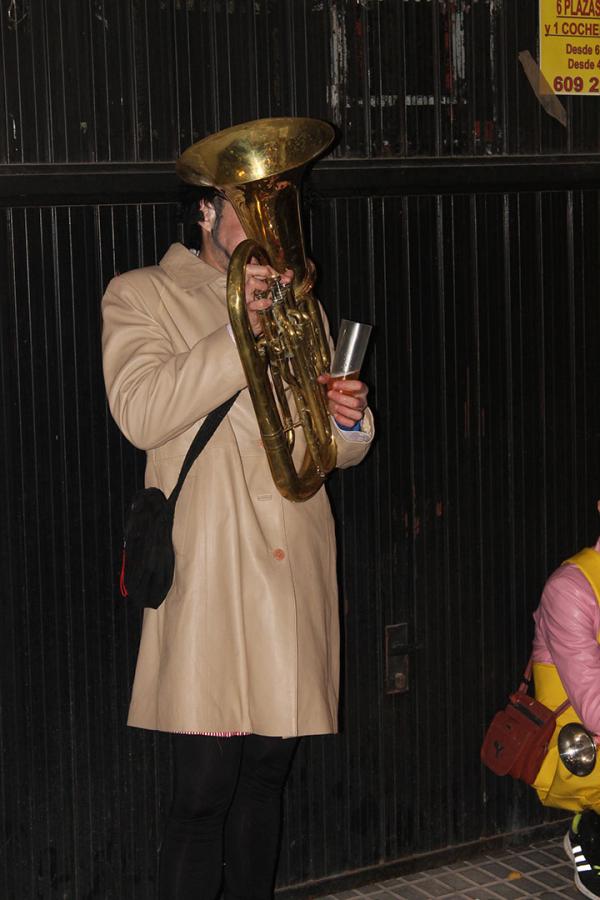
[102,243,373,737]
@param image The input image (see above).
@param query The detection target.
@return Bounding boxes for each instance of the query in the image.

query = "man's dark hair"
[177,185,226,251]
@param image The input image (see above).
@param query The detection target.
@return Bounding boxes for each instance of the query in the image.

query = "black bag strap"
[167,391,240,507]
[518,655,571,717]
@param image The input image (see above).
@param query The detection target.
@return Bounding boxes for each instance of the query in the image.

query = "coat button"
[273,548,286,561]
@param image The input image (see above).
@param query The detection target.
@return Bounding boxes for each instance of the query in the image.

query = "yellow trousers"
[532,662,600,812]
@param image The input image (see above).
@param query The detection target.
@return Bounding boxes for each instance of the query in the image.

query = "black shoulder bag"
[119,392,239,609]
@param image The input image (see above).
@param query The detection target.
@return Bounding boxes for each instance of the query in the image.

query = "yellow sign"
[540,0,600,94]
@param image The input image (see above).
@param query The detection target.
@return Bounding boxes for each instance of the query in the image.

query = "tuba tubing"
[228,238,336,503]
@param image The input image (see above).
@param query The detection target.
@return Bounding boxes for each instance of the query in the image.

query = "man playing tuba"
[101,122,374,899]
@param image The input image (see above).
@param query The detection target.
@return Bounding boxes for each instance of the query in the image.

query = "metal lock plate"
[385,623,410,695]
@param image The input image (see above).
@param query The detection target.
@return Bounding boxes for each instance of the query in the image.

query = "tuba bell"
[176,117,337,502]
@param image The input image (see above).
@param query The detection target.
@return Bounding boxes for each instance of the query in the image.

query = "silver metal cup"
[558,723,597,777]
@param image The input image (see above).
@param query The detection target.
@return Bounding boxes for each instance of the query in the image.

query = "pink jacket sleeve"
[533,563,600,734]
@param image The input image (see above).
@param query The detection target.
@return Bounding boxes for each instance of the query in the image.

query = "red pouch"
[481,663,570,786]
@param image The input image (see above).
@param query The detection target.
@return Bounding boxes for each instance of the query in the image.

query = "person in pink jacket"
[532,534,600,899]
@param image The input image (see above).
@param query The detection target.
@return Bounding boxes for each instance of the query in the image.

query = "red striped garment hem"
[174,731,250,737]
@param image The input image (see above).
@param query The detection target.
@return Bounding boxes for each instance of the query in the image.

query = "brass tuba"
[176,117,337,502]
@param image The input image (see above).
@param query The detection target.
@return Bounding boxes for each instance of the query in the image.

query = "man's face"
[199,198,246,271]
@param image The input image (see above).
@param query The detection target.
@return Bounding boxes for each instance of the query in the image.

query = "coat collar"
[159,242,227,293]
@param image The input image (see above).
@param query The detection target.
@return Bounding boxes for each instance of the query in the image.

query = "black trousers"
[158,733,299,900]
